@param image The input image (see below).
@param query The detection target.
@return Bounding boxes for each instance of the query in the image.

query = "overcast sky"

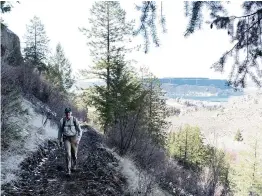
[2,1,244,80]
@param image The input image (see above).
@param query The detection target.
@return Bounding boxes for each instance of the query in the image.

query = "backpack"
[62,116,77,132]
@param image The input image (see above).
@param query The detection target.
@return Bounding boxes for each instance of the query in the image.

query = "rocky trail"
[2,126,128,196]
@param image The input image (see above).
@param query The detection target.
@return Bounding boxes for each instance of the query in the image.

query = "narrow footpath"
[2,126,128,196]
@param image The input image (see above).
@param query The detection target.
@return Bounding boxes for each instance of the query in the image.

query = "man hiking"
[58,108,82,175]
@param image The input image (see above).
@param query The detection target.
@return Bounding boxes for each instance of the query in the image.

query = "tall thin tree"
[23,16,49,75]
[80,1,134,133]
[46,43,75,92]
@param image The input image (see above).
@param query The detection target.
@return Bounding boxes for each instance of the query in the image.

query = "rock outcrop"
[1,23,23,66]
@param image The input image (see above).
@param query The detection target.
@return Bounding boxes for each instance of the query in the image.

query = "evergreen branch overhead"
[134,1,167,53]
[135,1,262,88]
[184,1,262,88]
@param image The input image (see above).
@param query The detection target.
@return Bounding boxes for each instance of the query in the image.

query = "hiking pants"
[63,135,78,172]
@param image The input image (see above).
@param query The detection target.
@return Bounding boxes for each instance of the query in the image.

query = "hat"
[64,108,71,113]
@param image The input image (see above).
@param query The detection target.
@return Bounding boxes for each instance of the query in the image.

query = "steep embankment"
[1,102,170,196]
[1,99,58,184]
[2,127,128,196]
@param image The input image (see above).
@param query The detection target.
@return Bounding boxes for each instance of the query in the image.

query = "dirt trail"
[2,126,128,196]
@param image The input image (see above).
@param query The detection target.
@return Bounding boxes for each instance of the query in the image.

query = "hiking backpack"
[62,116,77,132]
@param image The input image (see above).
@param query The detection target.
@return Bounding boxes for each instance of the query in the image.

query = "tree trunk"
[184,127,188,163]
[104,2,110,134]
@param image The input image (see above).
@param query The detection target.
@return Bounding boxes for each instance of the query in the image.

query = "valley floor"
[166,92,262,152]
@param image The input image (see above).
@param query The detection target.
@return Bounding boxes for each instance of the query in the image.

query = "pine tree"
[167,125,207,169]
[80,1,134,133]
[23,16,49,75]
[205,145,230,196]
[110,58,140,120]
[142,72,167,146]
[230,135,262,195]
[109,57,144,154]
[166,127,230,193]
[234,129,243,142]
[46,43,74,92]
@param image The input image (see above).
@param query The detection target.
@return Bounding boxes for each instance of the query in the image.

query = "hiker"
[58,108,82,175]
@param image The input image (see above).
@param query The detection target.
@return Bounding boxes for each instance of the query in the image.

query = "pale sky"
[2,1,244,80]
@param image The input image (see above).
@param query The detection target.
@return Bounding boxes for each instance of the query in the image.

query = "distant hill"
[158,78,243,102]
[73,77,243,102]
[159,78,232,90]
[72,80,105,92]
[75,78,232,89]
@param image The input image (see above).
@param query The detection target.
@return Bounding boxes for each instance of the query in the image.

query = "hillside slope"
[1,99,58,184]
[1,98,171,196]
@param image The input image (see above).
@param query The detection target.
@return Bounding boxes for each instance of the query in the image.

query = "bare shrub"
[106,108,146,155]
[2,61,88,137]
[105,102,169,193]
[1,122,23,149]
[165,106,181,117]
[105,105,231,195]
[134,170,156,196]
[1,64,26,149]
[16,61,88,122]
[160,159,202,195]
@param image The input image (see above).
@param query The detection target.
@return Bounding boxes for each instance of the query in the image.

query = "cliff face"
[1,23,23,66]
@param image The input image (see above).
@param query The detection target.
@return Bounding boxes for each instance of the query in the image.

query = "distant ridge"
[159,77,210,80]
[158,77,231,90]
